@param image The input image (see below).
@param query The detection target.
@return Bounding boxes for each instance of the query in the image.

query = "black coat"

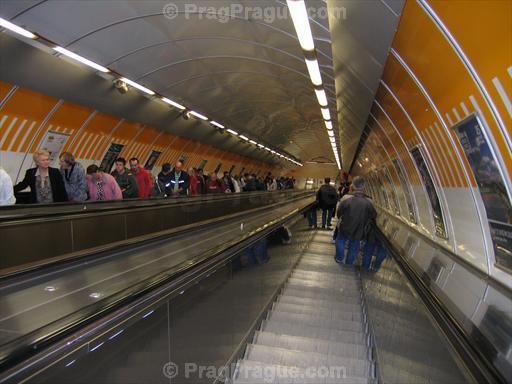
[336,193,377,240]
[14,167,68,203]
[316,184,338,209]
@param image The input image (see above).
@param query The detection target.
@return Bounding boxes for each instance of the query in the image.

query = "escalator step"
[272,302,362,321]
[286,277,361,292]
[244,344,372,378]
[278,291,361,307]
[276,295,362,312]
[253,331,368,360]
[267,311,364,333]
[283,284,362,300]
[234,359,369,384]
[261,319,366,345]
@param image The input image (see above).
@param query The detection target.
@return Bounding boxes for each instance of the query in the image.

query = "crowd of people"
[0,149,297,205]
[309,175,386,272]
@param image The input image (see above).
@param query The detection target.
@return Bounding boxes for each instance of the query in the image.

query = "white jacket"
[0,168,15,205]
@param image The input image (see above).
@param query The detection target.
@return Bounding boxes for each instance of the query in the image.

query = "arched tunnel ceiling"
[0,0,403,171]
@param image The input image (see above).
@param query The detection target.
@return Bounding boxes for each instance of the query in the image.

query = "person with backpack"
[335,176,377,265]
[316,177,338,229]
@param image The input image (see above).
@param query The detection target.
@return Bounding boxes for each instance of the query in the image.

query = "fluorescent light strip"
[0,18,36,39]
[54,46,109,73]
[327,130,334,137]
[305,58,322,86]
[211,121,224,129]
[325,121,333,129]
[120,77,155,95]
[239,135,249,141]
[257,143,264,148]
[321,108,331,120]
[286,0,315,51]
[189,111,208,120]
[315,89,328,106]
[249,140,257,145]
[329,137,336,143]
[227,129,238,135]
[162,97,185,110]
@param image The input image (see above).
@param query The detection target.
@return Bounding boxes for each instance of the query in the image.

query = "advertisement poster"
[144,150,161,171]
[453,114,512,271]
[393,159,417,223]
[38,131,69,166]
[410,146,447,239]
[99,143,124,173]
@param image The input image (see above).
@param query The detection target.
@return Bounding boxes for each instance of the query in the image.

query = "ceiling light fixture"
[0,18,36,39]
[54,47,109,73]
[161,97,185,110]
[189,111,208,120]
[315,89,328,106]
[321,108,331,121]
[305,58,323,86]
[286,0,315,51]
[325,121,333,129]
[120,77,155,95]
[210,121,224,129]
[227,129,238,135]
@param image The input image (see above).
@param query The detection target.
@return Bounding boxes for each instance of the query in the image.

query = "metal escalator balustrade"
[233,230,376,384]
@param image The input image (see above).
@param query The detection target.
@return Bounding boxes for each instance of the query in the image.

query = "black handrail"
[0,199,314,377]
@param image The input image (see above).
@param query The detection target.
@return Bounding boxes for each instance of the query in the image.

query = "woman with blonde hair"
[14,149,68,203]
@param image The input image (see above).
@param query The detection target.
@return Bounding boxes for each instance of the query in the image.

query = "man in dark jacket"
[316,177,338,229]
[243,174,257,192]
[335,176,377,265]
[168,160,190,196]
[155,163,173,196]
[111,158,139,199]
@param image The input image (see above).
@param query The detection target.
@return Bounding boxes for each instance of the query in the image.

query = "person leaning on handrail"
[59,152,87,202]
[14,149,68,204]
[86,164,122,201]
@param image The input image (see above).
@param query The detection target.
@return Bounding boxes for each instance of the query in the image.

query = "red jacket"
[189,175,198,196]
[134,166,153,198]
[206,179,225,194]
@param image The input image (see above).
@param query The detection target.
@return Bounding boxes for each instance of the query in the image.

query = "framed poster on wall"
[99,143,124,173]
[144,150,161,171]
[452,114,512,271]
[410,145,447,239]
[38,131,69,166]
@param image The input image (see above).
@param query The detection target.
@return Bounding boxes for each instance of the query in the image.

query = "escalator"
[0,202,509,383]
[235,230,374,384]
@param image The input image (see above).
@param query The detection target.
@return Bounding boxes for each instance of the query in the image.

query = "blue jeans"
[363,241,387,270]
[335,235,361,265]
[321,208,334,227]
[307,208,317,227]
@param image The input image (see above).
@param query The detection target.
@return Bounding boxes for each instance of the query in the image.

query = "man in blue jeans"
[316,177,338,229]
[335,176,377,265]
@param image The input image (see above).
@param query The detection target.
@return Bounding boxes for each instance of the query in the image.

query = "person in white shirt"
[0,167,15,205]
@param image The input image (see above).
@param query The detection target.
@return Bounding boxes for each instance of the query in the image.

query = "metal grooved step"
[233,232,375,384]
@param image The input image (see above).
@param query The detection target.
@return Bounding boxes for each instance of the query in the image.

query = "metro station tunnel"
[0,1,511,383]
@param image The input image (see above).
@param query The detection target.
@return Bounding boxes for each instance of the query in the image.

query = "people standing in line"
[196,168,207,195]
[0,167,15,205]
[335,176,377,265]
[243,173,257,192]
[154,163,173,197]
[267,177,277,191]
[86,164,122,201]
[14,149,68,204]
[255,175,266,191]
[59,152,87,202]
[168,160,190,196]
[317,177,338,229]
[129,157,153,198]
[221,171,234,193]
[111,157,139,199]
[188,168,199,196]
[206,172,225,194]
